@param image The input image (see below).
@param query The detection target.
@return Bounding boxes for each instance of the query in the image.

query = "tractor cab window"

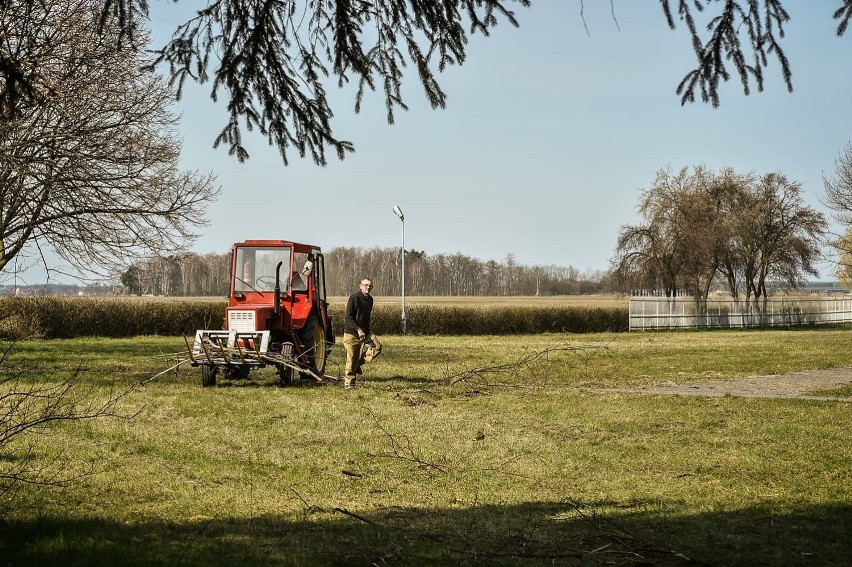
[234,247,292,293]
[291,252,311,293]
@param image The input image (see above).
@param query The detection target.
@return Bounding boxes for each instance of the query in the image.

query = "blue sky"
[20,2,852,284]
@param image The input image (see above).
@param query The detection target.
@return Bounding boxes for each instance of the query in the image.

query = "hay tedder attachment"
[191,330,269,367]
[185,329,324,386]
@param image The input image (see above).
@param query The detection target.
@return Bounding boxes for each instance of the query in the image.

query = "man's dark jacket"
[345,291,373,336]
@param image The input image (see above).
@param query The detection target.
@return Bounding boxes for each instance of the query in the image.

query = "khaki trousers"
[343,333,366,386]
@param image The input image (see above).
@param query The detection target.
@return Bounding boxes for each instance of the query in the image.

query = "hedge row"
[0,297,226,339]
[0,297,628,339]
[359,304,628,335]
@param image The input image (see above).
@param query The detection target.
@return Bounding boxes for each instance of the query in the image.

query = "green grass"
[806,384,852,398]
[1,328,851,566]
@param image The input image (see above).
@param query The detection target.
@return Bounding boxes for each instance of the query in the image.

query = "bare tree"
[731,173,826,309]
[0,0,219,281]
[823,144,852,226]
[612,167,714,298]
[823,143,852,279]
[613,166,826,310]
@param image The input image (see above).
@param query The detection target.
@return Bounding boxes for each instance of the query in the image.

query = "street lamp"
[392,205,407,334]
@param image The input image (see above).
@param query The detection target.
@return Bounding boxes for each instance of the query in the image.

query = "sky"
[15,1,852,284]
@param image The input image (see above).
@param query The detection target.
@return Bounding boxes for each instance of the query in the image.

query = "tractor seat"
[291,272,307,292]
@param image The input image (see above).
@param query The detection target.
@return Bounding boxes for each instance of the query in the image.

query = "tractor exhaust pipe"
[274,261,283,315]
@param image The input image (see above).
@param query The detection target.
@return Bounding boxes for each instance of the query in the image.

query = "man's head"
[359,278,373,296]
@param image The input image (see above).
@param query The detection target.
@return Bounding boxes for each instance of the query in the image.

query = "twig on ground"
[334,507,376,524]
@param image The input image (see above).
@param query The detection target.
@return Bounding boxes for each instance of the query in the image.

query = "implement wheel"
[278,342,295,386]
[201,364,217,387]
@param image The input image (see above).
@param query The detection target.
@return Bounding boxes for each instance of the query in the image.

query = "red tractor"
[190,240,334,386]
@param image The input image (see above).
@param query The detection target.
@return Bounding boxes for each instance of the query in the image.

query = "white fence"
[629,296,852,330]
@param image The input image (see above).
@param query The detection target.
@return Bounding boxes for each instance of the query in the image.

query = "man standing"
[343,278,374,389]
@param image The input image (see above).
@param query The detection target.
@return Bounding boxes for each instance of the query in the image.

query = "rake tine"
[253,338,262,360]
[201,339,214,363]
[183,335,196,363]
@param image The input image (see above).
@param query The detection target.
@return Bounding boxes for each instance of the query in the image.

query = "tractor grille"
[228,310,257,332]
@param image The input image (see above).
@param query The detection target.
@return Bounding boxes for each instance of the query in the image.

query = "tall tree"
[823,143,852,226]
[0,0,220,280]
[612,166,717,298]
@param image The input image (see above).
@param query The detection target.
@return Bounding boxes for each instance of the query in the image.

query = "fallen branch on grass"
[561,498,692,562]
[366,408,448,476]
[443,343,609,388]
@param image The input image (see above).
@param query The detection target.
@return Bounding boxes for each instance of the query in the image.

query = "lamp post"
[392,205,407,334]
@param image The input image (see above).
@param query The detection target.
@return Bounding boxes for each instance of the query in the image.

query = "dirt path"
[591,368,852,402]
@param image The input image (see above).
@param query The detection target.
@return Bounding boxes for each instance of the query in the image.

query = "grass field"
[1,327,850,566]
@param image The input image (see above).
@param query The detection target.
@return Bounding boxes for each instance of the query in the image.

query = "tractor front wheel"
[201,364,218,387]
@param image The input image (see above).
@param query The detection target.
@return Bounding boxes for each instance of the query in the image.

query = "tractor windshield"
[234,246,292,293]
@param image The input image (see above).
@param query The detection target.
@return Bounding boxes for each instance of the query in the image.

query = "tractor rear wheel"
[298,315,327,379]
[201,364,217,387]
[278,342,295,386]
[312,322,328,375]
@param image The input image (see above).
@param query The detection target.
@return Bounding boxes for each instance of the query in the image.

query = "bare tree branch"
[661,0,795,107]
[0,339,137,507]
[0,0,220,280]
[443,343,607,388]
[366,407,448,476]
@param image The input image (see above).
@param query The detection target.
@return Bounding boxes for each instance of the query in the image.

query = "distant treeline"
[119,247,611,297]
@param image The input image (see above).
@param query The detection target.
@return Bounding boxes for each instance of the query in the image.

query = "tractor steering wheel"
[255,275,277,289]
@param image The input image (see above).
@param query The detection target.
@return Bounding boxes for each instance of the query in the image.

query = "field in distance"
[330,294,628,308]
[83,294,628,308]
